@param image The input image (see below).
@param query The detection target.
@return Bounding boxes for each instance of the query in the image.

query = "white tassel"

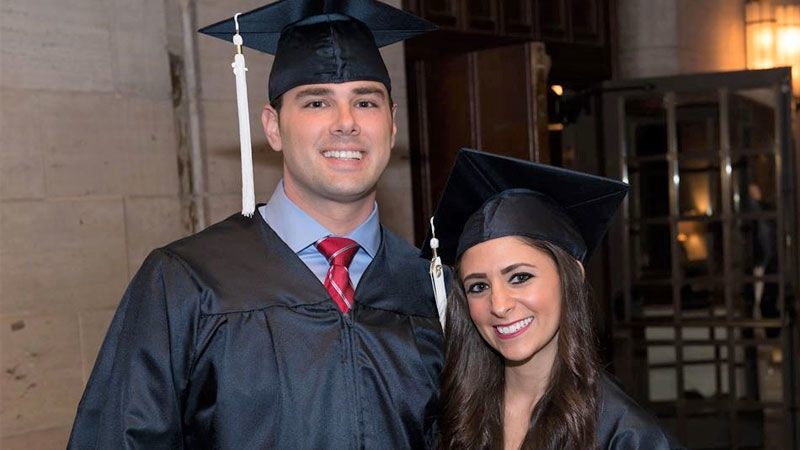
[232,14,255,217]
[429,217,448,331]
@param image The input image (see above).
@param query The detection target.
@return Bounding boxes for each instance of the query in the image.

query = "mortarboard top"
[199,0,436,101]
[423,148,630,266]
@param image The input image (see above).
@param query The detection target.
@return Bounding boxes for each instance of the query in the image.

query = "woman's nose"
[490,288,515,317]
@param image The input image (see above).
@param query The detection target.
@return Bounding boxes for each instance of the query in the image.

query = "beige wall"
[617,0,747,79]
[0,0,413,447]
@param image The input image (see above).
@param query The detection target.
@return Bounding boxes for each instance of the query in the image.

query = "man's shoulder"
[141,211,314,313]
[378,226,434,272]
[152,211,282,287]
[380,226,454,281]
[380,227,422,258]
[162,212,263,259]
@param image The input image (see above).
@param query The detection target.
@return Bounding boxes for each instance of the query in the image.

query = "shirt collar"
[260,180,381,256]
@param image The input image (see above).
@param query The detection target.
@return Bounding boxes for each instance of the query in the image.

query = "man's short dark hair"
[270,95,284,114]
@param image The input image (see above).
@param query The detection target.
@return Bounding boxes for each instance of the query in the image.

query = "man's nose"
[331,104,360,135]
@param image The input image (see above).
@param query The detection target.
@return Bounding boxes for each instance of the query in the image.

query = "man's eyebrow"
[352,86,386,98]
[294,87,334,99]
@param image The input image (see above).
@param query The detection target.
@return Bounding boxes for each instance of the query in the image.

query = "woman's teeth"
[495,317,533,335]
[323,150,362,160]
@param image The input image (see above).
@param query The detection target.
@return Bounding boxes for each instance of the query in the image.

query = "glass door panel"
[676,219,724,280]
[604,68,796,449]
[678,158,721,217]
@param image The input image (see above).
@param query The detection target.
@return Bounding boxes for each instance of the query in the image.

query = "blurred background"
[1,0,799,448]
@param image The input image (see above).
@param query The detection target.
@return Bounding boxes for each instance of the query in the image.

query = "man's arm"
[68,250,190,449]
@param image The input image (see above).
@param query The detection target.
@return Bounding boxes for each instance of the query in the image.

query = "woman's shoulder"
[596,373,685,450]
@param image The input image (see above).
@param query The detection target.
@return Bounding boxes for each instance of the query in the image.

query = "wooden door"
[407,42,550,243]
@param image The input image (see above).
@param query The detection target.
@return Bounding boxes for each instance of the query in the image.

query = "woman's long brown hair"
[438,238,599,450]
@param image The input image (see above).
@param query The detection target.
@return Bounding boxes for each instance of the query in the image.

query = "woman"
[426,149,681,450]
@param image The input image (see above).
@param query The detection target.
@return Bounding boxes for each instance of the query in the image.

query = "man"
[68,1,442,448]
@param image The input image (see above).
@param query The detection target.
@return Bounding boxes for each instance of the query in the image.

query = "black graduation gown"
[68,211,444,449]
[597,375,685,449]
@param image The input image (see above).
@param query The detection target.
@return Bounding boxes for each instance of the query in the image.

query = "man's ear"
[262,105,282,152]
[390,102,398,148]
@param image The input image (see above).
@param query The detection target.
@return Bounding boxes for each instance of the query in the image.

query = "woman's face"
[459,236,561,365]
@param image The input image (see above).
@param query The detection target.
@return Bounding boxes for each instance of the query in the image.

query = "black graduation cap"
[198,0,436,101]
[423,148,630,266]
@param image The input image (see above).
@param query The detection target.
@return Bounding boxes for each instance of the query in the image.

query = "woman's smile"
[460,235,562,364]
[494,316,534,338]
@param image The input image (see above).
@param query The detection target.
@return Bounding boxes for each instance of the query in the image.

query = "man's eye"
[509,273,533,284]
[466,282,489,294]
[356,100,377,108]
[305,100,326,108]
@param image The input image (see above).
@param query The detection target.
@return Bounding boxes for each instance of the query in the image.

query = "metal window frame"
[602,67,796,449]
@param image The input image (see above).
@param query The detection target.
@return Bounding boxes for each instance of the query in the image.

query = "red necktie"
[316,237,360,313]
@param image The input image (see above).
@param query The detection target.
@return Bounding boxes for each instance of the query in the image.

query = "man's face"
[262,80,397,206]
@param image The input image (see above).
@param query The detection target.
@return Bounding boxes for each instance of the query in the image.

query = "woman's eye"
[509,272,533,284]
[466,282,489,294]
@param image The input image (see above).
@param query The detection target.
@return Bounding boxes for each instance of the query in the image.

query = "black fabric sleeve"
[68,250,198,449]
[598,375,686,450]
[605,426,680,450]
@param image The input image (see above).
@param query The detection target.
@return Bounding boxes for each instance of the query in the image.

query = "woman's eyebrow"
[462,272,487,283]
[500,263,536,275]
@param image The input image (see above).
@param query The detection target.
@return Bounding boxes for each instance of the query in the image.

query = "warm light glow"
[746,1,777,69]
[776,4,800,96]
[747,1,800,97]
[692,191,712,216]
[684,174,711,216]
[551,85,564,96]
[776,5,800,54]
[677,222,708,261]
[758,28,775,48]
[777,19,800,54]
[684,234,708,261]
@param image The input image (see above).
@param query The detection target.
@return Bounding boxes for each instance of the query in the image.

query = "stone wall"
[617,0,746,79]
[0,0,413,447]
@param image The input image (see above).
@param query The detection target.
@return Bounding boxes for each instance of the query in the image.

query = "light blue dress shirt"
[259,181,381,288]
